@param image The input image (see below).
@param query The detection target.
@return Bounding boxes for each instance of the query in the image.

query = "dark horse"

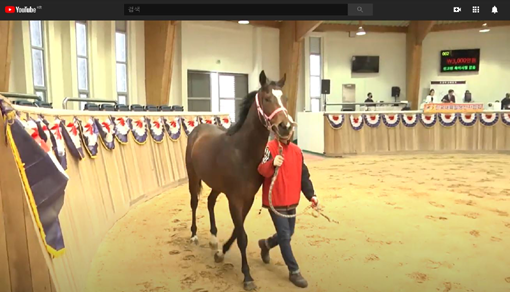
[185,70,294,290]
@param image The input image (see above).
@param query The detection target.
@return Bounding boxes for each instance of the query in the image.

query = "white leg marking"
[190,235,198,242]
[210,235,218,245]
[216,249,224,256]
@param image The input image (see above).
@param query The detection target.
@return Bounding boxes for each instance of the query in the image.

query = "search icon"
[357,6,363,12]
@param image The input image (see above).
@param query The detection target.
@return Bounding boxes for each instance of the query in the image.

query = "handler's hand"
[310,196,319,208]
[273,155,284,167]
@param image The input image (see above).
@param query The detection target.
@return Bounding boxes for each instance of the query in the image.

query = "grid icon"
[472,6,480,13]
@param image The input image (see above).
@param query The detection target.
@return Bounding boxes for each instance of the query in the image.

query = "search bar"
[348,3,374,16]
[125,4,350,16]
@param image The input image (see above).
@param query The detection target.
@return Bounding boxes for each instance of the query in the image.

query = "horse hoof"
[244,281,257,291]
[209,241,218,249]
[190,236,199,245]
[214,250,224,263]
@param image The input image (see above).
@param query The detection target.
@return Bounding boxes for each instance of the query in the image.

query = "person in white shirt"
[425,89,435,103]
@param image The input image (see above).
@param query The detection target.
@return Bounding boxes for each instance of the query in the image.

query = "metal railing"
[324,101,410,111]
[0,92,42,102]
[62,97,117,109]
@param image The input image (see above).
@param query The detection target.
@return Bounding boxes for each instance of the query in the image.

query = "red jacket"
[257,139,315,210]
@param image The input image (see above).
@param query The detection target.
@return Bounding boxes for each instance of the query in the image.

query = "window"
[309,37,322,112]
[76,21,89,109]
[29,21,47,101]
[187,70,248,122]
[115,21,128,105]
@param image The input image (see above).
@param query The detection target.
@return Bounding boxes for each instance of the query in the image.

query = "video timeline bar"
[124,4,350,16]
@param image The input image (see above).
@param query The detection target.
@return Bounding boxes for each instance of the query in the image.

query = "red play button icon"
[5,6,15,13]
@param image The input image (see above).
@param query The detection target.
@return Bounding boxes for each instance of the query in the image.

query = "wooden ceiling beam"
[314,23,407,33]
[295,21,323,42]
[432,20,510,32]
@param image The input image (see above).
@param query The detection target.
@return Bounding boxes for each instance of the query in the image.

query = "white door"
[342,84,356,111]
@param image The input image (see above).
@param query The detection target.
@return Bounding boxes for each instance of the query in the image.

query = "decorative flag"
[218,116,231,129]
[79,118,99,158]
[113,116,130,144]
[200,117,215,125]
[42,117,68,170]
[402,114,418,127]
[326,114,344,129]
[420,113,437,128]
[349,115,364,131]
[128,117,148,144]
[1,100,68,258]
[438,113,457,127]
[181,116,200,135]
[147,117,165,143]
[363,113,381,128]
[479,113,499,127]
[61,117,85,160]
[502,113,510,126]
[95,117,116,150]
[382,114,400,128]
[459,113,477,127]
[164,116,182,141]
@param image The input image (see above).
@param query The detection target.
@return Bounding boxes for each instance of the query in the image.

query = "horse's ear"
[259,70,267,87]
[277,73,286,88]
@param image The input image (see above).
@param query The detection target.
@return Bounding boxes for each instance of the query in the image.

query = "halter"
[255,92,288,131]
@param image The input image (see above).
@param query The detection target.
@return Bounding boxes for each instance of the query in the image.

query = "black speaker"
[391,86,400,97]
[321,79,330,95]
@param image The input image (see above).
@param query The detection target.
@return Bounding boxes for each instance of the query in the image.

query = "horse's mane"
[226,90,258,136]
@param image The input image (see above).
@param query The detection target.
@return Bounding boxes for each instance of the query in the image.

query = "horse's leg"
[214,229,236,263]
[187,171,202,245]
[207,190,221,249]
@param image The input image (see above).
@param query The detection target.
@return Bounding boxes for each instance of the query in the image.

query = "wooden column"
[406,21,435,109]
[144,21,177,106]
[0,21,14,92]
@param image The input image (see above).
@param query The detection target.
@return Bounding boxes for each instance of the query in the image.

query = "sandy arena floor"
[85,154,510,292]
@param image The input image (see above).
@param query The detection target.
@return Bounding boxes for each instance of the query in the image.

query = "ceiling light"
[238,20,250,25]
[479,22,490,33]
[356,26,366,36]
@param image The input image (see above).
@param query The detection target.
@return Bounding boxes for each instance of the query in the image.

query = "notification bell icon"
[492,6,498,14]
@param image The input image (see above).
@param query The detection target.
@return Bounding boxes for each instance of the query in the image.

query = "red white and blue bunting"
[200,117,216,125]
[147,117,165,143]
[479,113,499,127]
[164,117,182,141]
[48,118,68,170]
[438,113,457,127]
[113,117,130,144]
[95,117,116,150]
[128,117,148,144]
[420,113,437,128]
[382,114,400,128]
[459,113,477,127]
[182,117,200,135]
[501,113,510,126]
[363,114,381,128]
[218,116,231,129]
[80,118,99,158]
[402,114,418,127]
[37,117,53,150]
[61,117,85,160]
[326,114,344,129]
[350,115,364,130]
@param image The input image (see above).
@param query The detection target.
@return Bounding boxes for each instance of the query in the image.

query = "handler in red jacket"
[257,134,318,288]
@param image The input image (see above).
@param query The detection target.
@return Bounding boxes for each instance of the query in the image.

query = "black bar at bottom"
[124,4,348,16]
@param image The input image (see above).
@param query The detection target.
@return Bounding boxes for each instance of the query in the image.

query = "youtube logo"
[5,6,15,13]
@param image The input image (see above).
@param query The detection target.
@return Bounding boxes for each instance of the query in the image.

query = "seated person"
[425,89,435,103]
[464,90,473,103]
[501,93,510,110]
[441,89,456,103]
[364,93,375,107]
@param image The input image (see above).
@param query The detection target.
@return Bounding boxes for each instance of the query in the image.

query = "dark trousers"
[266,208,299,273]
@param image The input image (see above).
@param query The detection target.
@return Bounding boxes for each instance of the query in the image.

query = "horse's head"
[256,70,295,140]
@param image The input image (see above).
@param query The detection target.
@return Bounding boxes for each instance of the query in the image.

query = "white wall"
[420,26,510,103]
[169,21,280,108]
[323,31,407,105]
[9,21,146,109]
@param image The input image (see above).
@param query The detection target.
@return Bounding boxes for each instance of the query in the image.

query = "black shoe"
[258,239,270,264]
[289,272,308,288]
